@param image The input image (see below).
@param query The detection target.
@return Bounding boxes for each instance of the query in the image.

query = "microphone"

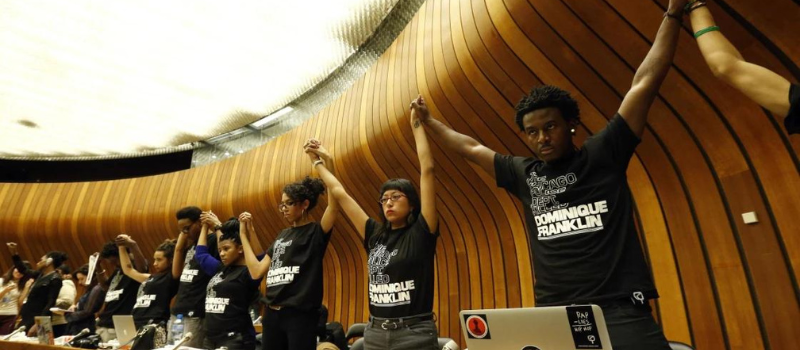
[66,328,92,347]
[2,325,26,340]
[171,331,193,350]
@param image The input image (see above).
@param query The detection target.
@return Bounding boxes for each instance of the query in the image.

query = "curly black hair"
[100,241,119,259]
[219,217,242,245]
[514,85,580,131]
[176,206,202,222]
[282,176,326,211]
[45,251,68,268]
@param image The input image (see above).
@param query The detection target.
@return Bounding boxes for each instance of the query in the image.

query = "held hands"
[114,234,136,248]
[409,94,430,128]
[304,138,332,165]
[668,0,690,13]
[6,242,18,255]
[239,212,254,232]
[201,211,222,229]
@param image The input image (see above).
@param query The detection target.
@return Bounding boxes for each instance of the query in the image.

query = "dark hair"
[100,241,119,259]
[2,267,14,286]
[56,264,71,276]
[3,261,32,291]
[46,251,68,269]
[156,239,177,260]
[378,178,421,229]
[282,177,326,211]
[514,85,580,131]
[176,206,202,222]
[219,217,242,245]
[75,264,98,288]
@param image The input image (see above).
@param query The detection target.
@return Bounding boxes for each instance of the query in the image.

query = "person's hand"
[1,284,14,293]
[68,304,76,312]
[51,309,65,315]
[239,212,252,225]
[303,139,321,162]
[304,139,332,164]
[27,324,37,337]
[668,0,689,14]
[6,242,18,255]
[409,94,430,128]
[115,234,136,248]
[201,211,222,229]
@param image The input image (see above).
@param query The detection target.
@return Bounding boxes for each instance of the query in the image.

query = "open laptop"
[112,315,137,345]
[459,305,613,350]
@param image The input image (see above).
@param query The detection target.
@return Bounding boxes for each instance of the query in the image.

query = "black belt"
[370,313,434,330]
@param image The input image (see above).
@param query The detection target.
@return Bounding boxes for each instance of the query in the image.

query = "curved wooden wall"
[1,0,798,348]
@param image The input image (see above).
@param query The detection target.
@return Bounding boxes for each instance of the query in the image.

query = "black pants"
[203,331,256,350]
[261,307,318,350]
[599,301,671,350]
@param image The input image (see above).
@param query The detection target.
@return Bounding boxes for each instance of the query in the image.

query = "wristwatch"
[214,224,222,232]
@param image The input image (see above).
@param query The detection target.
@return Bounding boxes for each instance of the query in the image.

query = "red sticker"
[465,314,490,339]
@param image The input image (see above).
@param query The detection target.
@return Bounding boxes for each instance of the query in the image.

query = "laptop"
[112,315,137,345]
[459,305,613,350]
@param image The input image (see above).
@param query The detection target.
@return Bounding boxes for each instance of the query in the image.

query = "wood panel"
[1,1,798,348]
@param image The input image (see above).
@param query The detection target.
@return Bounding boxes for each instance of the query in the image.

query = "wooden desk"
[0,340,70,350]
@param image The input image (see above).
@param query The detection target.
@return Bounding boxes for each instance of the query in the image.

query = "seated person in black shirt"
[304,96,439,350]
[196,216,261,350]
[687,0,799,134]
[7,243,67,337]
[64,264,106,335]
[412,1,686,348]
[238,174,337,350]
[115,235,179,330]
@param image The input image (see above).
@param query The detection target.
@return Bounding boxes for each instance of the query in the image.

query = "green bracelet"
[694,26,720,39]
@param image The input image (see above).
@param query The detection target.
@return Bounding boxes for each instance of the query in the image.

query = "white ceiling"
[0,0,399,158]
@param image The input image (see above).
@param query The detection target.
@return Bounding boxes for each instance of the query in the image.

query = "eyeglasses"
[378,193,406,205]
[278,201,297,211]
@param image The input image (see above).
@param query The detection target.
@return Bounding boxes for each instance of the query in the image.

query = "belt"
[370,313,434,330]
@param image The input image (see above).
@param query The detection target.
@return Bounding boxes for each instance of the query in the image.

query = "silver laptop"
[112,315,137,345]
[460,305,613,350]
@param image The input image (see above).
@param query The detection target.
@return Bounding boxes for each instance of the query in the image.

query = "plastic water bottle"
[171,314,184,345]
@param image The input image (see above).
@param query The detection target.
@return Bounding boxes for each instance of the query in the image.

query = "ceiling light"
[251,106,295,129]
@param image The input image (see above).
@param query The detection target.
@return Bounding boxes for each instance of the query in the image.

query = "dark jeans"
[599,301,671,350]
[261,307,318,350]
[204,331,256,350]
[363,319,438,350]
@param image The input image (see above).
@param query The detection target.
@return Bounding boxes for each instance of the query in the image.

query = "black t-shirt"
[364,215,438,318]
[19,271,62,329]
[785,84,799,134]
[495,115,658,306]
[172,235,218,318]
[132,272,179,328]
[265,222,331,310]
[204,265,260,337]
[97,268,141,328]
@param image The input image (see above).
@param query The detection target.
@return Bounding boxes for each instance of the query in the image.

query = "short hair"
[176,206,202,222]
[219,217,242,245]
[514,85,580,131]
[378,178,421,229]
[283,176,326,211]
[56,264,71,276]
[46,251,68,268]
[100,241,119,259]
[156,239,177,260]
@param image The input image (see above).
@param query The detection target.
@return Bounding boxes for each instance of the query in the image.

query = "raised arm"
[617,0,686,137]
[416,104,497,178]
[195,214,222,276]
[238,212,272,280]
[410,96,437,232]
[687,1,791,116]
[172,232,188,279]
[7,242,30,275]
[115,235,150,283]
[305,141,369,238]
[304,142,339,233]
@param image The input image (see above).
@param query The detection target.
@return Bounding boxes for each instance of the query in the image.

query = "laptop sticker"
[566,305,603,349]
[464,314,491,339]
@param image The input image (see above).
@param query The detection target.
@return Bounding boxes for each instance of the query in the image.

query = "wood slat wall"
[1,1,798,349]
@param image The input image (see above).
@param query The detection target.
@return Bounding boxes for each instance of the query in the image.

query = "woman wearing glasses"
[304,95,439,350]
[238,175,338,350]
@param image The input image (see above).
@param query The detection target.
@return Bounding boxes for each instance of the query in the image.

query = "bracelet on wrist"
[312,159,325,167]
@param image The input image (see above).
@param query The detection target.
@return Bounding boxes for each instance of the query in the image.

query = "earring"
[570,128,576,135]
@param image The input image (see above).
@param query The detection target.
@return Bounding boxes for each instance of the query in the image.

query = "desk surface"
[0,340,70,350]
